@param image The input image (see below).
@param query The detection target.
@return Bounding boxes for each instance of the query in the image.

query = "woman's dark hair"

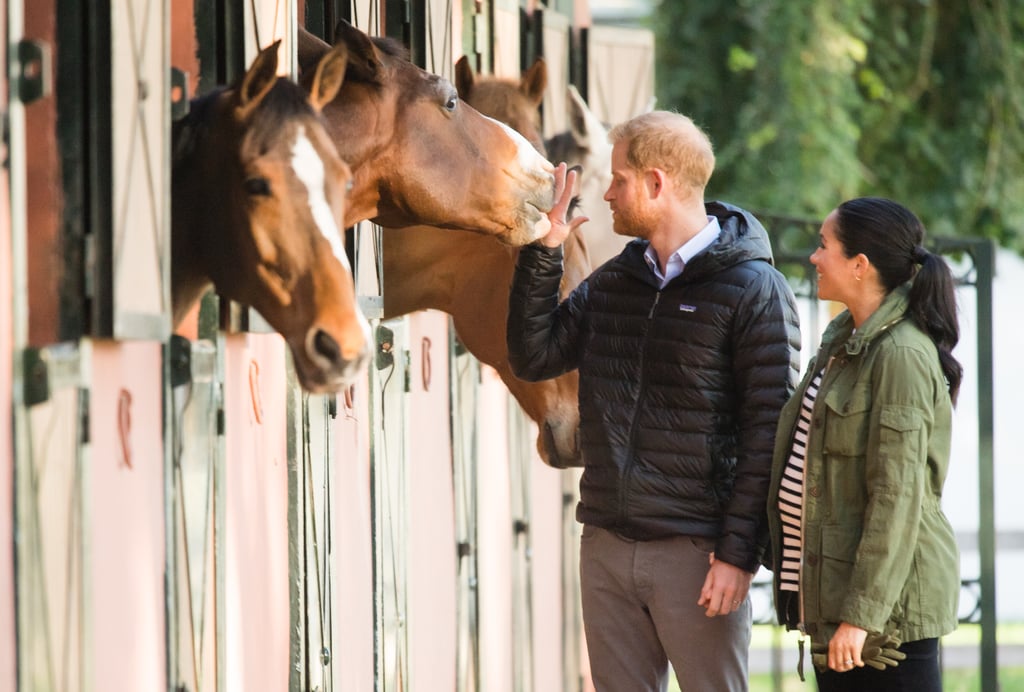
[834,197,963,403]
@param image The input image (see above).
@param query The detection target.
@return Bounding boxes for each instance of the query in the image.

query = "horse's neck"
[170,117,218,327]
[382,226,510,315]
[170,174,215,327]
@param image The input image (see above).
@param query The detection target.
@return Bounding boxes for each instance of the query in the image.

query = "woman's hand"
[829,622,869,671]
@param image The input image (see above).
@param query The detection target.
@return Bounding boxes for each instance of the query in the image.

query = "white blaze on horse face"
[290,127,351,271]
[485,116,556,241]
[489,116,553,175]
[291,127,373,352]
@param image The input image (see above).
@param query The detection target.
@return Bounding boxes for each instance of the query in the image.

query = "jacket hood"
[615,201,775,284]
[705,200,775,266]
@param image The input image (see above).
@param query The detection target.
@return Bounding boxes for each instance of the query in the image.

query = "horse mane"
[368,35,408,61]
[337,35,408,86]
[172,90,220,171]
[172,80,316,171]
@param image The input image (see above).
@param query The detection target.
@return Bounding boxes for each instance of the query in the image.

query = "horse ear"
[297,26,331,76]
[520,57,547,106]
[308,43,348,112]
[333,19,383,84]
[454,55,474,99]
[237,40,281,118]
[567,84,605,147]
[567,84,589,143]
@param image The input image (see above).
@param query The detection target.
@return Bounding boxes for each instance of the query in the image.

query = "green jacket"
[767,284,959,645]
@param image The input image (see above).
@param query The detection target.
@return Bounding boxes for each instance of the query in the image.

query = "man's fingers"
[567,215,589,232]
[555,168,578,217]
[552,162,569,204]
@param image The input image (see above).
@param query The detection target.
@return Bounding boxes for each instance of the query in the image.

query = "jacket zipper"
[619,290,662,523]
[647,291,661,319]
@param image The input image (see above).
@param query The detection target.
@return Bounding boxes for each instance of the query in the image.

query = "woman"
[767,197,961,691]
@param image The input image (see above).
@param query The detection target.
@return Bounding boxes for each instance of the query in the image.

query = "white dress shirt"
[643,216,722,288]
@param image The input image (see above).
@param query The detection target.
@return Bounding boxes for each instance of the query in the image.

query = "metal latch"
[13,39,52,104]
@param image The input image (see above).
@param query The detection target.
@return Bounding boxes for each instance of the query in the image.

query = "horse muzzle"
[542,419,583,469]
[294,318,372,393]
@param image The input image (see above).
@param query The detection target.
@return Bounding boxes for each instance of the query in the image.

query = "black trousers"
[815,638,942,692]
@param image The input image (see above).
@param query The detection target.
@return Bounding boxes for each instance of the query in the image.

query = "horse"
[297,22,556,245]
[172,40,371,393]
[380,58,592,468]
[454,54,547,154]
[544,84,622,267]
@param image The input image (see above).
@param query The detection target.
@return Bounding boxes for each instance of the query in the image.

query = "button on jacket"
[767,284,960,643]
[508,201,800,571]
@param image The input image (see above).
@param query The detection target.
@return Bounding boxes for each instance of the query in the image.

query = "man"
[507,111,800,691]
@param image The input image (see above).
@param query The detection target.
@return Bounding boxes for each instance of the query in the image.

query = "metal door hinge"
[170,67,189,121]
[22,343,81,407]
[78,387,90,445]
[12,39,52,104]
[169,334,192,388]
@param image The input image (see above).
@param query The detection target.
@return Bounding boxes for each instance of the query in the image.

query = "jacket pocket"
[876,406,924,487]
[817,524,862,622]
[821,384,871,457]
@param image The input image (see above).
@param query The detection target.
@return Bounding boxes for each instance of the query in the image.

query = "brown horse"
[298,22,556,245]
[454,55,547,154]
[381,59,591,468]
[172,40,370,393]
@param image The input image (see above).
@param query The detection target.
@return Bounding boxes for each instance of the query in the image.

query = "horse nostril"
[312,329,341,364]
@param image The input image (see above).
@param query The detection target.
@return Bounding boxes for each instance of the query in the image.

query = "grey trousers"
[580,525,751,692]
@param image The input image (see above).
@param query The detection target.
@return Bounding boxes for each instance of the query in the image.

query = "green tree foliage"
[653,0,1024,249]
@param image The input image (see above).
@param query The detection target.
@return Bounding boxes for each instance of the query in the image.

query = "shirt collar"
[643,216,721,283]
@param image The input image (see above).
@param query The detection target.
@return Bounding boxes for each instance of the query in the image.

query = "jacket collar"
[819,283,911,357]
[615,201,773,286]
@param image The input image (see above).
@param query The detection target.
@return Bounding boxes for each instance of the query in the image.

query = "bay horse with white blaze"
[297,22,556,244]
[172,40,370,393]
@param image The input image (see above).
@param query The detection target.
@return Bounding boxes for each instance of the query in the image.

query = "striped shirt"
[778,370,823,593]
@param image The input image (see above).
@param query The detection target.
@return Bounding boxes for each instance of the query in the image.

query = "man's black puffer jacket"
[508,201,800,571]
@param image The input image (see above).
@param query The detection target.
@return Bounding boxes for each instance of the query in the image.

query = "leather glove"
[810,630,907,672]
[860,630,907,670]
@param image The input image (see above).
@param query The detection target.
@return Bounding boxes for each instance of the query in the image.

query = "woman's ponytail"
[907,249,963,404]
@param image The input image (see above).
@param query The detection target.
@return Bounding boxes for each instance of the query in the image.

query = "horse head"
[297,22,556,245]
[172,40,370,393]
[454,55,547,154]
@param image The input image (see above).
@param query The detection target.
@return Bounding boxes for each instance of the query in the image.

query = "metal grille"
[169,337,221,692]
[15,345,87,692]
[451,344,481,692]
[110,0,170,339]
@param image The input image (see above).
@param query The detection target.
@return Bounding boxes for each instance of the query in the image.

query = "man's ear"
[645,168,666,198]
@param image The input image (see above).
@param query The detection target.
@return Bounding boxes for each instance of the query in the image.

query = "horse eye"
[245,177,272,196]
[444,95,458,112]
